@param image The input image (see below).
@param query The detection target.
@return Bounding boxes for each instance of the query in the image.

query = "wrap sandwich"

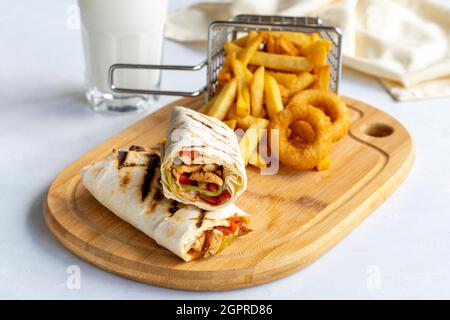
[80,146,251,262]
[161,106,247,210]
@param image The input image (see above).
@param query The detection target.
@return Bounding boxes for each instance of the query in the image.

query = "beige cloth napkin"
[165,0,450,101]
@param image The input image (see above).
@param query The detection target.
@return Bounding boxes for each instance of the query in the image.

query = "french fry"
[264,73,284,118]
[288,72,315,99]
[275,35,300,56]
[251,51,310,73]
[296,32,321,48]
[233,34,249,47]
[266,33,276,53]
[240,88,251,117]
[224,41,241,55]
[238,32,263,67]
[239,119,269,165]
[225,42,253,81]
[226,42,311,73]
[239,129,257,166]
[223,119,237,130]
[230,53,251,117]
[237,33,259,84]
[267,70,297,89]
[198,95,217,114]
[235,115,267,131]
[278,84,290,105]
[236,89,251,117]
[301,39,331,71]
[249,150,267,168]
[310,33,321,42]
[313,65,330,91]
[269,31,311,49]
[217,68,232,87]
[217,54,233,87]
[207,78,237,120]
[226,103,237,120]
[251,66,265,118]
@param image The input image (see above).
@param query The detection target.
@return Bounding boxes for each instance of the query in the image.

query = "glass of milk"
[78,0,167,113]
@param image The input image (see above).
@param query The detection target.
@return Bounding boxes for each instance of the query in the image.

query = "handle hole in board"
[364,123,394,138]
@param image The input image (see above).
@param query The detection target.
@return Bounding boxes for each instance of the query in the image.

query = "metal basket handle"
[232,15,322,26]
[108,61,207,97]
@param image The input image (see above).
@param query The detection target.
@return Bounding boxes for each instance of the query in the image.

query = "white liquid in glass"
[78,0,168,112]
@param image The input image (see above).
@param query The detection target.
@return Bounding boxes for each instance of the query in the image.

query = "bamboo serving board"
[44,96,414,291]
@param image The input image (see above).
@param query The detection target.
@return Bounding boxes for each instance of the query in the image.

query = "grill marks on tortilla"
[168,200,179,216]
[186,113,232,144]
[196,210,206,228]
[117,151,128,168]
[117,148,148,169]
[182,115,236,158]
[129,145,145,152]
[153,187,164,202]
[141,153,160,201]
[113,148,165,212]
[120,172,131,189]
[148,187,164,213]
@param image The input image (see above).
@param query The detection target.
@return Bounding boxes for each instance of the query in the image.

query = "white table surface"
[1,0,449,300]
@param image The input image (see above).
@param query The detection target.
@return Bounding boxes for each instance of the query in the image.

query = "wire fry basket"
[108,15,342,100]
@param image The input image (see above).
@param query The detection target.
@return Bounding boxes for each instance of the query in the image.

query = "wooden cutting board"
[44,95,414,291]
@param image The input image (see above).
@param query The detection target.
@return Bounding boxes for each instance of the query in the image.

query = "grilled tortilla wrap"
[161,106,247,210]
[80,146,251,262]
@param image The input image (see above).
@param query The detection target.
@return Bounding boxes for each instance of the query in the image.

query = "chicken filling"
[188,216,250,259]
[171,161,231,206]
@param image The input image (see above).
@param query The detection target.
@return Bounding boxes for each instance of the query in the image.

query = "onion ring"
[288,89,349,141]
[289,121,331,171]
[290,120,315,143]
[269,104,332,170]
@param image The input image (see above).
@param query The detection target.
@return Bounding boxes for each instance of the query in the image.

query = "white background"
[1,0,449,299]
